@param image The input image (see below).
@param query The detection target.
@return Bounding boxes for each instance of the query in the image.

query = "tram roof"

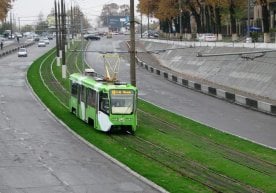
[69,73,137,91]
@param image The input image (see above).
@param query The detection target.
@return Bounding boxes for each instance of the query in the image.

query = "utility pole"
[58,1,62,58]
[140,12,143,38]
[147,1,150,38]
[10,11,13,37]
[61,0,67,78]
[71,4,73,39]
[130,0,136,86]
[247,0,250,37]
[18,17,20,33]
[80,13,85,73]
[54,0,60,66]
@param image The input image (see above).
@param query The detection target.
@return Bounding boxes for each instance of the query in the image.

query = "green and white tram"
[69,72,138,133]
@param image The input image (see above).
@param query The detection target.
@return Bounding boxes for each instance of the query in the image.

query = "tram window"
[87,88,96,107]
[99,92,109,114]
[71,82,78,97]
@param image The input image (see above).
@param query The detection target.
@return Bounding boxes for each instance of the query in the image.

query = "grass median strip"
[27,47,276,193]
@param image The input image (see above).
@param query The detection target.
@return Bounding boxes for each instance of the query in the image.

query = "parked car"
[142,30,159,38]
[38,41,46,47]
[18,48,28,57]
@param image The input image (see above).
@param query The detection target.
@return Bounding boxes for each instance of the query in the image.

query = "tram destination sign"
[111,90,133,95]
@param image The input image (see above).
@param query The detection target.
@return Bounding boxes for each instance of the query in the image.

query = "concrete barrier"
[188,80,195,88]
[217,89,226,98]
[225,92,235,102]
[182,79,188,86]
[201,84,209,93]
[194,83,201,91]
[246,98,258,109]
[236,95,246,105]
[258,101,271,112]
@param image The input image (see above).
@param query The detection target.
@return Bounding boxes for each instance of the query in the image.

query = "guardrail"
[136,57,276,116]
[0,42,35,58]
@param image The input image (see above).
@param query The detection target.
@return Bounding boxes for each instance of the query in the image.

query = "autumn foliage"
[138,0,271,37]
[0,0,13,21]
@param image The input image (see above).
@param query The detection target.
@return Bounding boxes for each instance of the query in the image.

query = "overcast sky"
[12,0,139,25]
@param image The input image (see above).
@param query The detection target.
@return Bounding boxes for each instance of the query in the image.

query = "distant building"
[108,16,129,32]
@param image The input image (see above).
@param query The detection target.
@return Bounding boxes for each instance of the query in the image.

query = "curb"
[135,57,276,116]
[0,42,35,58]
[25,61,168,193]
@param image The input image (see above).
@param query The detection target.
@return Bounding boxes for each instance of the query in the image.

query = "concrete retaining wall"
[136,57,276,116]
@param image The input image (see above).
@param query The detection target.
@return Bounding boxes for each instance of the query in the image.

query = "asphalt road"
[0,40,161,192]
[85,35,276,149]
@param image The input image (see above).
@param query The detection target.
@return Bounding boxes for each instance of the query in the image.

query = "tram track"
[110,133,264,193]
[36,42,274,193]
[137,109,276,177]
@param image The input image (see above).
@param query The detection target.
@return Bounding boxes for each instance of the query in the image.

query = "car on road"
[34,35,40,41]
[84,34,101,41]
[42,37,50,44]
[38,41,46,47]
[106,33,112,39]
[18,48,28,57]
[47,35,54,40]
[26,36,35,43]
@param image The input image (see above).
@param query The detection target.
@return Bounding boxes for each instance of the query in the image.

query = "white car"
[18,48,28,57]
[38,41,46,47]
[26,37,34,43]
[43,37,50,44]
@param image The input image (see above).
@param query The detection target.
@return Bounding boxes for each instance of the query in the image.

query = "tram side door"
[78,85,86,121]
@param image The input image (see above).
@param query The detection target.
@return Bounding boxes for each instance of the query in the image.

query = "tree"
[0,0,13,21]
[138,0,160,16]
[100,3,120,26]
[35,12,47,34]
[119,4,130,16]
[21,25,34,33]
[257,0,270,42]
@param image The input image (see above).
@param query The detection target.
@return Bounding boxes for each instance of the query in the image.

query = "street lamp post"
[247,0,250,37]
[141,12,143,38]
[147,0,150,38]
[179,0,183,40]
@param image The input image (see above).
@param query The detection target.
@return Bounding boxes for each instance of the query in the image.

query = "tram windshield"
[110,90,134,115]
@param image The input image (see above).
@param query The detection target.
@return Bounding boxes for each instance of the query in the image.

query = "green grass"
[27,47,276,193]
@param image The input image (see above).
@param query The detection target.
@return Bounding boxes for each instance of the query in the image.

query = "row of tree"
[100,3,130,27]
[138,0,272,42]
[0,0,13,21]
